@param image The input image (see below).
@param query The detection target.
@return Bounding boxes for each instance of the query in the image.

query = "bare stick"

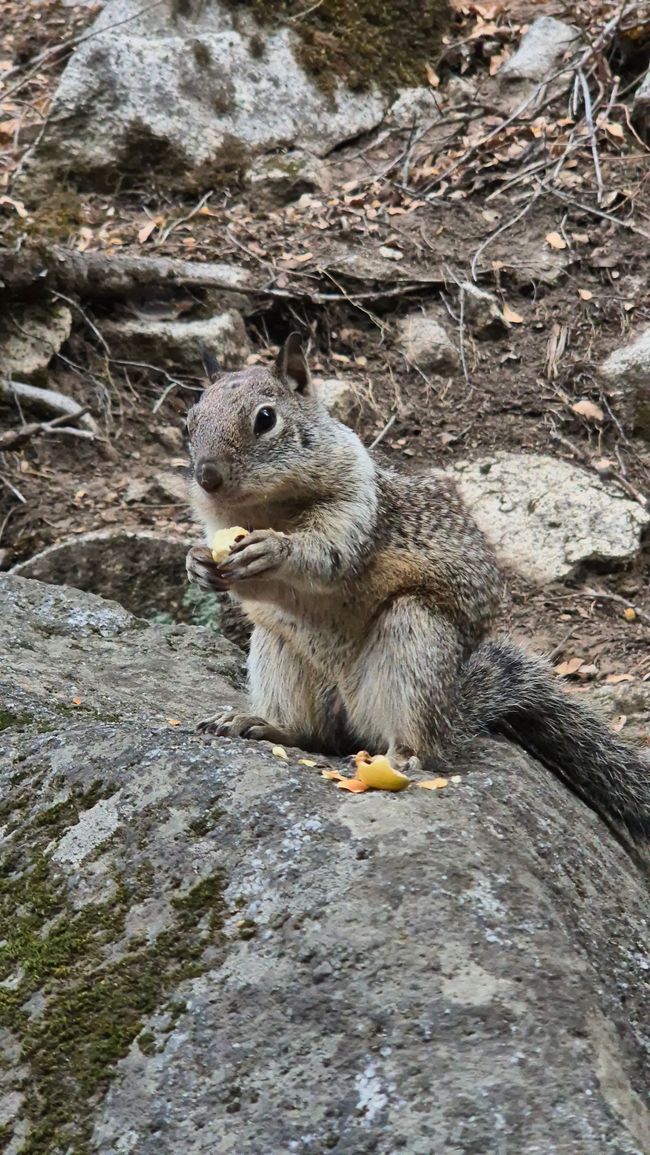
[0,408,91,451]
[582,588,650,627]
[457,285,470,388]
[0,379,98,433]
[369,414,397,450]
[0,475,26,503]
[577,68,604,204]
[543,185,650,241]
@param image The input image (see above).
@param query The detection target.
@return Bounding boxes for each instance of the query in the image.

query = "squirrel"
[186,333,650,842]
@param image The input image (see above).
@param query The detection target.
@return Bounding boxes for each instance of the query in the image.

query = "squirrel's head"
[187,333,340,506]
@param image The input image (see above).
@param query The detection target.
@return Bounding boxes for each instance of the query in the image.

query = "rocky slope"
[1,574,649,1154]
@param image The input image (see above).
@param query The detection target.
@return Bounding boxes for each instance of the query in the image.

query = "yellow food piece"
[416,777,449,790]
[211,526,248,564]
[354,754,411,791]
[623,607,637,622]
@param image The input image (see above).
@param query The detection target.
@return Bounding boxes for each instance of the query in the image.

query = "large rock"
[450,453,649,584]
[633,66,650,139]
[103,309,250,371]
[600,326,650,439]
[499,17,581,85]
[460,282,507,338]
[319,376,364,427]
[0,574,648,1153]
[0,301,72,382]
[398,312,459,373]
[10,529,192,619]
[34,0,386,184]
[246,149,330,208]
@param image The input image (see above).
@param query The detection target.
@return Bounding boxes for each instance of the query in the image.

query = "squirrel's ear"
[275,332,311,395]
[202,348,221,379]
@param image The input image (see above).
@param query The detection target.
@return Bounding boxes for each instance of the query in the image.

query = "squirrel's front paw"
[186,545,232,592]
[220,529,290,582]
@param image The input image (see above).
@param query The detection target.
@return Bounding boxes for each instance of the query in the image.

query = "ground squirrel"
[186,333,650,840]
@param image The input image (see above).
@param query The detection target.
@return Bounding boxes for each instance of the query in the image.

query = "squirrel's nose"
[195,459,223,493]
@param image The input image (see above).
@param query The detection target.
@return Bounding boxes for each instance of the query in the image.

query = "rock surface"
[0,574,649,1153]
[450,453,649,584]
[0,301,72,381]
[499,17,581,85]
[319,376,364,427]
[600,326,650,438]
[246,149,330,207]
[633,66,650,138]
[398,312,459,373]
[34,0,386,183]
[10,528,193,619]
[460,282,507,338]
[103,309,250,371]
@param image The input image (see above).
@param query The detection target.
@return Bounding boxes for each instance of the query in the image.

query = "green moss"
[188,805,225,837]
[231,0,450,92]
[0,710,34,731]
[0,770,227,1152]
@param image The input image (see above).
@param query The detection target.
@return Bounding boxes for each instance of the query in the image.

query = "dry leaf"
[577,663,598,679]
[572,399,604,422]
[502,303,524,325]
[425,62,440,87]
[605,673,634,684]
[336,778,369,793]
[489,51,508,76]
[578,288,593,301]
[72,697,82,706]
[167,718,182,726]
[611,715,627,732]
[416,777,449,790]
[623,607,637,622]
[545,231,567,250]
[138,219,158,245]
[603,121,624,141]
[554,657,583,677]
[272,745,289,760]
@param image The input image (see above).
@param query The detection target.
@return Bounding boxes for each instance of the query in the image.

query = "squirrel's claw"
[186,545,231,592]
[220,529,289,582]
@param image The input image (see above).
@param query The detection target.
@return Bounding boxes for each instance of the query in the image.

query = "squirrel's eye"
[254,406,277,436]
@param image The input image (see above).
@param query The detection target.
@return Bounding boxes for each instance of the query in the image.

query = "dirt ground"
[1,0,650,700]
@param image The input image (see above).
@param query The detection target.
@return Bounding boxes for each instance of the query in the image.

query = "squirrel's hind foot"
[197,710,295,746]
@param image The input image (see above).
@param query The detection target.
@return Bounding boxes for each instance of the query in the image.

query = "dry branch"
[0,379,98,433]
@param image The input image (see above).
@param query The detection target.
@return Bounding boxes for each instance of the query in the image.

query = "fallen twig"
[369,414,397,450]
[582,588,650,627]
[577,68,604,205]
[0,408,91,452]
[0,379,98,433]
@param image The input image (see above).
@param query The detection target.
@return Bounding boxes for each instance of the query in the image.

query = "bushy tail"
[461,637,650,840]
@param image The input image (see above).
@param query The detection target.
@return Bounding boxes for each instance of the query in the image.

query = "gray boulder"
[34,0,386,184]
[246,149,330,208]
[0,301,72,382]
[450,453,649,584]
[499,17,581,85]
[103,309,250,371]
[460,282,507,338]
[398,312,460,373]
[10,528,192,619]
[600,326,650,439]
[0,574,648,1153]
